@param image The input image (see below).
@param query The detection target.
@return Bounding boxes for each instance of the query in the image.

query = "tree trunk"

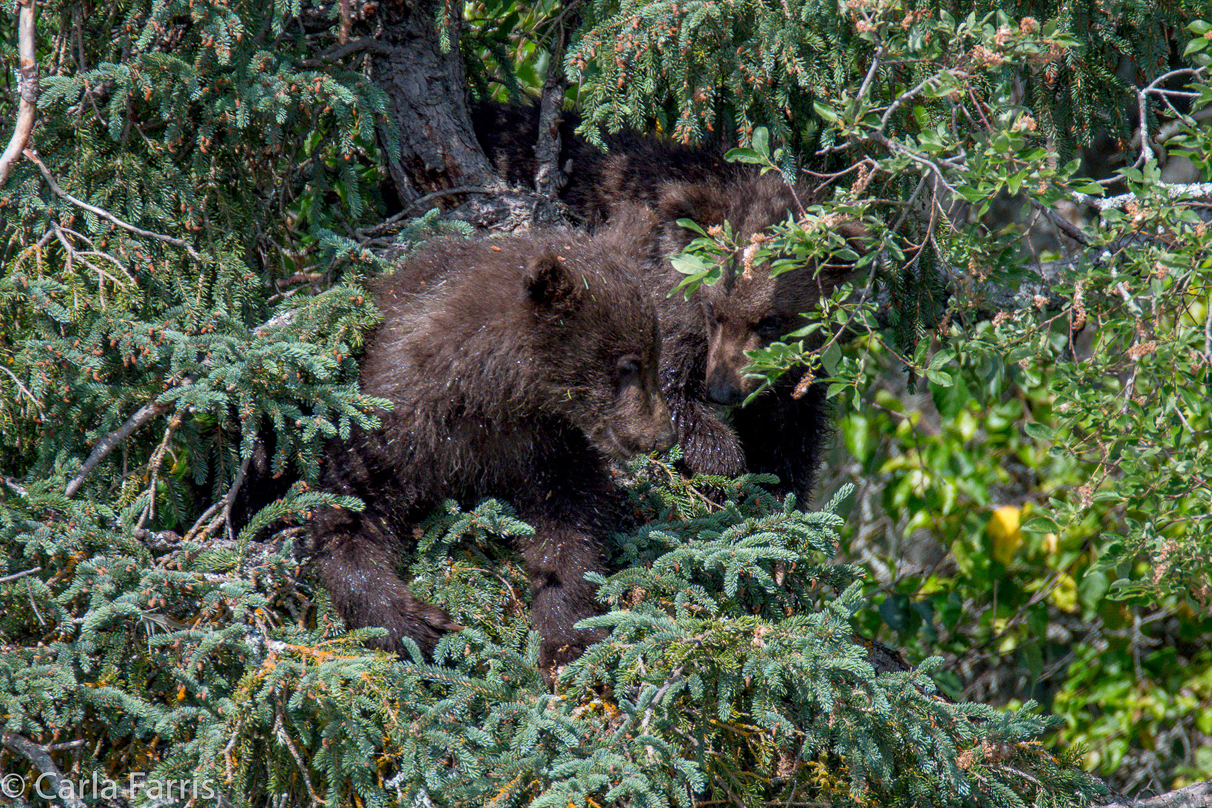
[369,0,500,207]
[362,0,567,230]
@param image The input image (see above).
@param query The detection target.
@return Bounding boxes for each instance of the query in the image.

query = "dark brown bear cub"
[305,229,673,678]
[474,102,855,500]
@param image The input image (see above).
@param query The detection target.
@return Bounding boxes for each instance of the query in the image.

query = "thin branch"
[0,566,41,584]
[297,36,396,67]
[225,447,256,544]
[24,149,202,260]
[1074,182,1212,212]
[274,711,325,808]
[0,362,44,419]
[136,410,185,531]
[0,0,39,187]
[1096,779,1212,808]
[1155,106,1212,146]
[65,399,172,498]
[354,185,490,239]
[1028,197,1092,247]
[1,733,88,808]
[880,71,951,130]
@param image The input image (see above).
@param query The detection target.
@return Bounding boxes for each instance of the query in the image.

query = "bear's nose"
[706,376,746,407]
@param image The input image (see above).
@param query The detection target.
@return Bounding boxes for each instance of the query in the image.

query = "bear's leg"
[669,394,748,480]
[308,506,462,658]
[518,516,612,682]
[731,380,833,503]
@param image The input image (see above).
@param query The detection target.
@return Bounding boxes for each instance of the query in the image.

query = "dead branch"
[1,733,88,808]
[0,0,39,187]
[1098,780,1212,808]
[64,398,173,498]
[24,149,202,260]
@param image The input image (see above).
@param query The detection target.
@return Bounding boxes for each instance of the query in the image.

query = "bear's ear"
[657,182,729,229]
[836,220,871,256]
[523,249,584,314]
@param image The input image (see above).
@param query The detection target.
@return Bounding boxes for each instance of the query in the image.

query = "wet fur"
[304,226,672,677]
[475,102,849,498]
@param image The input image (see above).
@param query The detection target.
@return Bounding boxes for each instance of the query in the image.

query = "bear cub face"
[699,267,828,406]
[520,249,672,460]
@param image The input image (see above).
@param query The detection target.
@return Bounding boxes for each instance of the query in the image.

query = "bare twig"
[0,0,39,187]
[1,733,88,808]
[0,362,44,419]
[24,149,202,260]
[65,399,172,498]
[225,447,256,544]
[136,410,185,530]
[1028,197,1091,248]
[353,185,490,239]
[0,566,41,584]
[297,36,396,67]
[274,711,325,808]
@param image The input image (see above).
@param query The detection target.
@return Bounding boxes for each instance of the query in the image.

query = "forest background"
[1,0,1211,806]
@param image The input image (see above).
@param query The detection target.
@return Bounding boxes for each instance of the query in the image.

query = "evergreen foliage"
[0,0,1209,802]
[570,0,1200,157]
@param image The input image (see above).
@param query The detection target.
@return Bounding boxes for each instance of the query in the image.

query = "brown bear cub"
[474,101,854,499]
[304,227,673,678]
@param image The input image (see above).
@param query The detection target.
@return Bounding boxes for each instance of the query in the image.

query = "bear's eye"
[615,356,642,380]
[756,315,784,338]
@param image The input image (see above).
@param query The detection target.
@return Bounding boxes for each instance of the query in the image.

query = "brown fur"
[304,224,673,677]
[474,102,853,499]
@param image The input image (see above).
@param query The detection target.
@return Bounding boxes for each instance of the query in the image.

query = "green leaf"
[1024,422,1052,441]
[930,371,970,418]
[670,252,712,276]
[812,98,839,123]
[752,126,770,157]
[923,368,952,387]
[675,218,710,237]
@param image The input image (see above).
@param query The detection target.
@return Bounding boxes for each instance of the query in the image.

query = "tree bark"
[368,0,500,207]
[0,0,39,188]
[362,0,567,230]
[1098,781,1212,808]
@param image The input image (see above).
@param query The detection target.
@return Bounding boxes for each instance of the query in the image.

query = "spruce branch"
[0,0,38,188]
[23,149,202,260]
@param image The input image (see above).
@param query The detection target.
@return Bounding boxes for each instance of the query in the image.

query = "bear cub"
[304,226,673,677]
[474,101,855,499]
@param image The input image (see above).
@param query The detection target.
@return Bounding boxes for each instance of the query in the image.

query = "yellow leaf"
[1043,532,1059,554]
[1048,573,1078,613]
[988,505,1022,565]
